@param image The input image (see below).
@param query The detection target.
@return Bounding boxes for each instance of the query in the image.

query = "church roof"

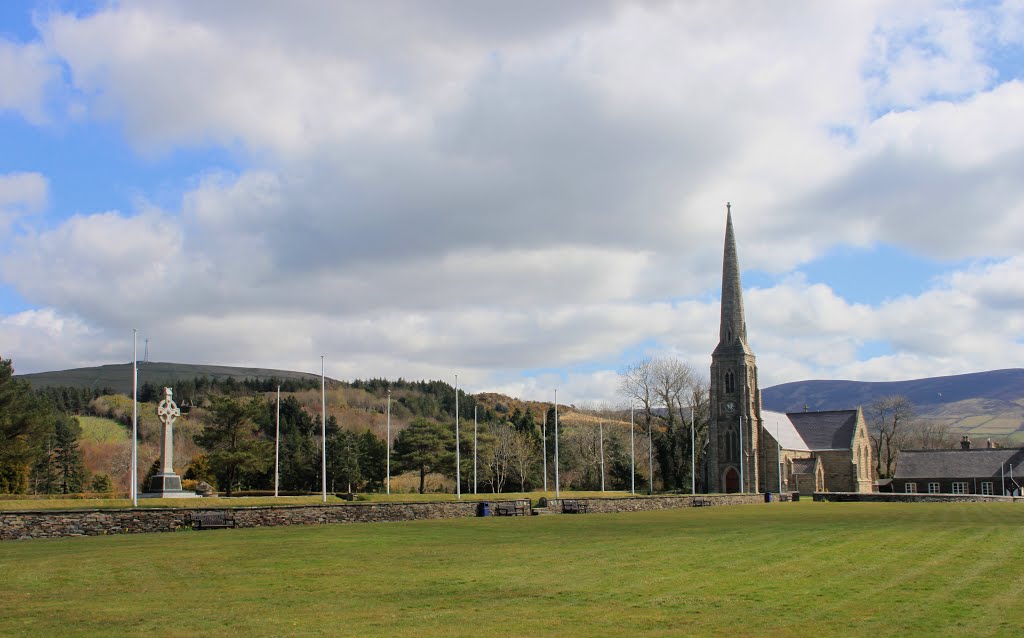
[786,410,859,451]
[763,410,810,451]
[894,448,1024,479]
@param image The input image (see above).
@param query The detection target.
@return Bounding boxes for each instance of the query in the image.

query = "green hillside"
[17,361,329,395]
[77,416,128,443]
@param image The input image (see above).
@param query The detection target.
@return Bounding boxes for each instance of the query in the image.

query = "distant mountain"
[762,369,1024,411]
[17,361,328,395]
[763,369,1024,443]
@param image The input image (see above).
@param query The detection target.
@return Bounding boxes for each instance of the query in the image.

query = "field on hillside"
[2,502,1022,637]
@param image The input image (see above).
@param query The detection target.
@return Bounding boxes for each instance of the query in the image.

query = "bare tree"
[905,420,958,450]
[484,423,514,493]
[509,428,539,492]
[619,359,656,434]
[678,375,710,492]
[868,395,914,479]
[653,358,700,489]
[564,419,602,490]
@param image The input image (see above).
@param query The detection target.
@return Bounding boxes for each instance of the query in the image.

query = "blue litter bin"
[764,491,773,503]
[479,501,491,517]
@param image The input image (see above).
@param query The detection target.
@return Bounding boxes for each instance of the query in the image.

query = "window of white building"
[981,482,993,495]
[905,483,917,493]
[952,482,968,495]
[928,482,940,494]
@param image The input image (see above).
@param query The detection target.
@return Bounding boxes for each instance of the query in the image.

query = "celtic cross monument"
[142,387,196,498]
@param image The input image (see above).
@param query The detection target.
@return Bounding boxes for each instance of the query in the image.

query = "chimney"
[961,435,971,450]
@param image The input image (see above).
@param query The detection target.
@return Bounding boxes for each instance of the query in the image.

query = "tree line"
[1,358,111,495]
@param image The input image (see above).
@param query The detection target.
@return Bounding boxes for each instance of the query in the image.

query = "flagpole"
[630,404,635,496]
[386,389,391,495]
[275,385,280,497]
[776,419,782,494]
[648,413,654,495]
[131,329,138,507]
[690,405,696,495]
[599,420,605,492]
[321,355,326,503]
[739,414,745,493]
[542,412,548,493]
[473,405,478,495]
[455,374,461,499]
[554,388,560,499]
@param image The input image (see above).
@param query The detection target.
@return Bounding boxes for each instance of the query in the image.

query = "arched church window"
[723,424,738,461]
[725,371,735,394]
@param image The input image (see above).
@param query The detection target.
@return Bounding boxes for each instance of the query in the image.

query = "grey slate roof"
[786,410,858,451]
[895,448,1024,479]
[763,410,810,451]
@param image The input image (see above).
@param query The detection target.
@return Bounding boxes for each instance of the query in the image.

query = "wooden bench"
[494,500,531,516]
[691,498,712,507]
[184,510,236,530]
[561,499,589,514]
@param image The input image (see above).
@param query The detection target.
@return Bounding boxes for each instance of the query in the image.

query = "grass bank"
[1,501,1021,636]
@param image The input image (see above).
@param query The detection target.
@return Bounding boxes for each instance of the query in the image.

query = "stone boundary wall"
[0,501,478,541]
[543,493,768,512]
[813,492,1024,503]
[2,493,774,541]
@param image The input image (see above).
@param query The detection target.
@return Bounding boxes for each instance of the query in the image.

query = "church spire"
[718,202,749,352]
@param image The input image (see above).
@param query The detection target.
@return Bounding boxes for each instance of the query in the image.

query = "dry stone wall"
[544,493,766,513]
[2,493,773,541]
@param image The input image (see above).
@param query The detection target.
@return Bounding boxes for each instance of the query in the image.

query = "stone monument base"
[140,472,198,499]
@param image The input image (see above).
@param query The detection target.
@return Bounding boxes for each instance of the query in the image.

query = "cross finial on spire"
[727,202,731,214]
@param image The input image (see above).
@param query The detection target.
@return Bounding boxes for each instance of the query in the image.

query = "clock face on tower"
[725,401,736,413]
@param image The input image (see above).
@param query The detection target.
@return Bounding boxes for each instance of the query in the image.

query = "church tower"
[708,203,763,493]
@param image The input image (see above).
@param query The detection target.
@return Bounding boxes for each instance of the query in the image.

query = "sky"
[2,0,1024,404]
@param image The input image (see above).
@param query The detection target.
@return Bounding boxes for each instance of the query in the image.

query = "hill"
[17,361,329,395]
[762,368,1024,442]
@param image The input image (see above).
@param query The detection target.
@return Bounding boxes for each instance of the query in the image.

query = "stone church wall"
[818,450,858,492]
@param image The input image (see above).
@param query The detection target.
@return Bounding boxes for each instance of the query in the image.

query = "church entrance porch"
[724,467,740,493]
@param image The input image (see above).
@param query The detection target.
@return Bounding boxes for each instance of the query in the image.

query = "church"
[706,205,874,495]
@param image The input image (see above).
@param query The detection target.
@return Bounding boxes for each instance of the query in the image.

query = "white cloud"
[2,2,1023,404]
[0,172,48,233]
[0,308,104,374]
[0,38,59,123]
[866,5,995,109]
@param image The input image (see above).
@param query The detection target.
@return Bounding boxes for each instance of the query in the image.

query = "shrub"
[90,474,113,493]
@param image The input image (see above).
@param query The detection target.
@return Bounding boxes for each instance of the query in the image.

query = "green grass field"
[1,501,1022,637]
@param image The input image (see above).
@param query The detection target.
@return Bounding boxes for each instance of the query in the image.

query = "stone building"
[891,440,1024,495]
[707,205,874,494]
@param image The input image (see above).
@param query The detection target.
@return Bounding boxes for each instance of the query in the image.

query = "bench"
[494,500,531,516]
[184,510,236,530]
[561,499,589,514]
[691,498,712,507]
